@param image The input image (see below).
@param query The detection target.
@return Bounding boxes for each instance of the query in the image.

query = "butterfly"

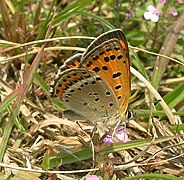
[50,29,130,128]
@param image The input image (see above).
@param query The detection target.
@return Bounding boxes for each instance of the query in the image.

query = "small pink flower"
[125,12,135,19]
[102,125,128,145]
[114,125,128,142]
[144,5,160,22]
[86,175,100,180]
[170,9,178,16]
[160,0,166,3]
[178,0,183,4]
[103,133,113,145]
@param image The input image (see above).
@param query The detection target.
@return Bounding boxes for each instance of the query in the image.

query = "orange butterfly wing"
[80,29,130,116]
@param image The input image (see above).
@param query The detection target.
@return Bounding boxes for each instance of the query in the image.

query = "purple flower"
[170,9,178,16]
[86,175,100,180]
[144,5,160,22]
[125,12,135,20]
[114,125,128,142]
[160,0,166,3]
[103,133,113,145]
[102,125,128,145]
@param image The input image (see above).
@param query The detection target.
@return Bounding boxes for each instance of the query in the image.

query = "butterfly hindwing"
[50,53,82,96]
[53,68,119,123]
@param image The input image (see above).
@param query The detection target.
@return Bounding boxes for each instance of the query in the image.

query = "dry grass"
[0,1,184,179]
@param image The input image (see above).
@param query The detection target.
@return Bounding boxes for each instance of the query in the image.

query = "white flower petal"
[144,12,151,20]
[116,132,128,142]
[147,5,156,12]
[151,14,159,22]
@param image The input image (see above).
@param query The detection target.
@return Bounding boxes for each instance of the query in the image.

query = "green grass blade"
[48,136,177,168]
[75,11,115,29]
[53,0,91,27]
[156,83,184,110]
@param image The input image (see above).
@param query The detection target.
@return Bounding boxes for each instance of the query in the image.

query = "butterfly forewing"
[83,29,128,57]
[80,31,130,116]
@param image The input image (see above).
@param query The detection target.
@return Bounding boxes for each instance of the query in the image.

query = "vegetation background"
[0,0,183,179]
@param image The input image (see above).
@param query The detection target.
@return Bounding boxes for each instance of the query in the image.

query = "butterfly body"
[50,29,130,128]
